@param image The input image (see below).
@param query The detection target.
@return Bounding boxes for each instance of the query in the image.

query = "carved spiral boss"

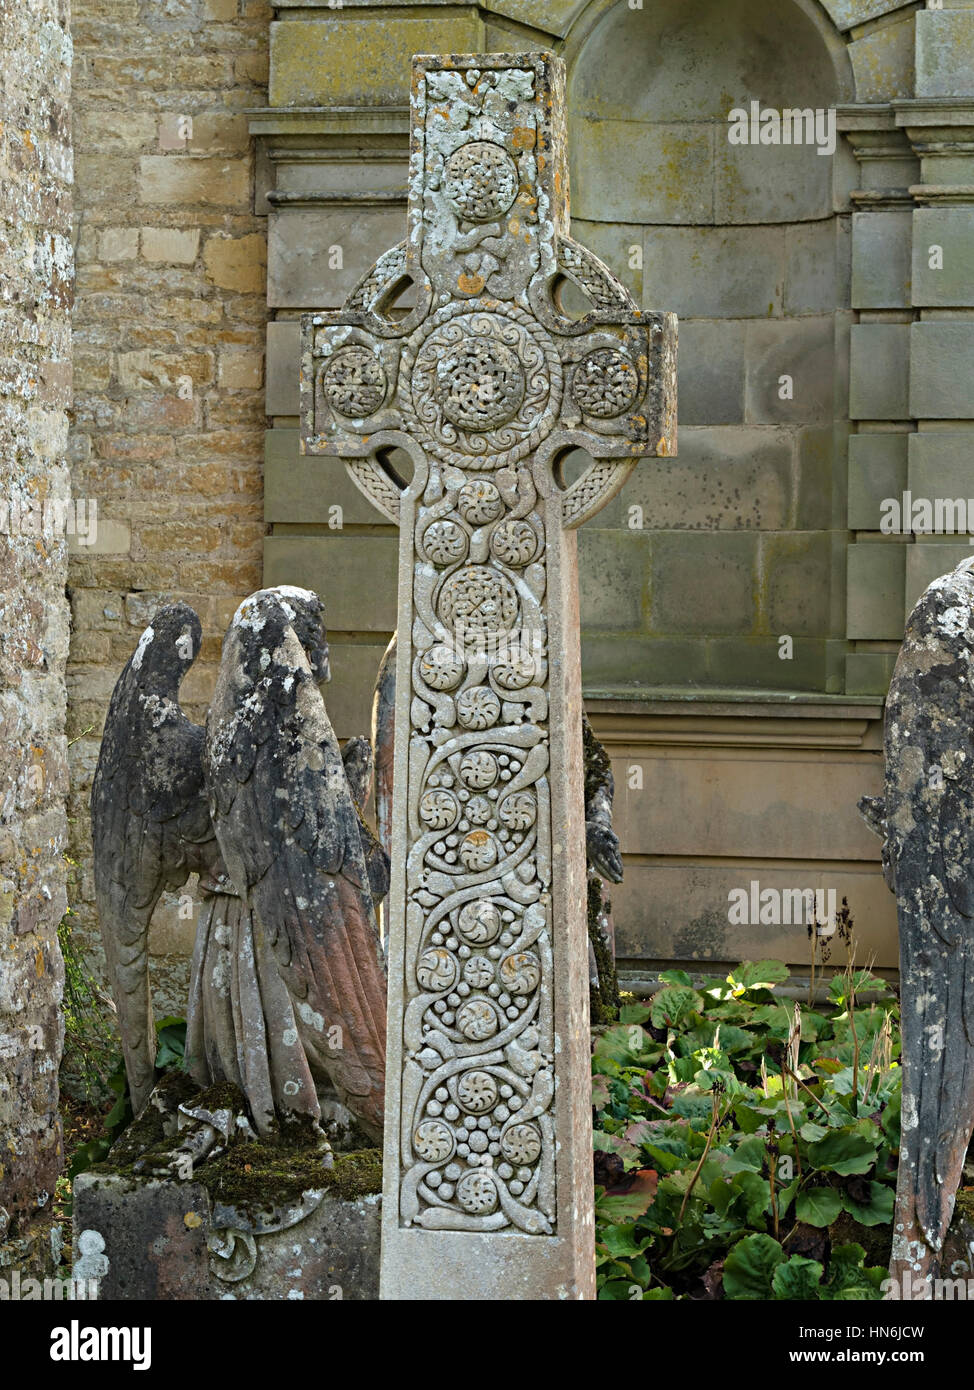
[301,52,676,1254]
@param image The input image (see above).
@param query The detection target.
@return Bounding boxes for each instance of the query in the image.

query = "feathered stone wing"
[90,603,217,1116]
[203,588,387,1143]
[885,560,974,1259]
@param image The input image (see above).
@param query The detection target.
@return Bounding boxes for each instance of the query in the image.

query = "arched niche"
[566,0,854,226]
[561,0,855,700]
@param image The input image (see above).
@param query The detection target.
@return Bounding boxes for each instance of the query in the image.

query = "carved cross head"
[301,50,676,529]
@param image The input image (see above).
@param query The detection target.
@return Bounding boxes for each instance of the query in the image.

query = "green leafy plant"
[593,959,899,1300]
[67,1015,187,1182]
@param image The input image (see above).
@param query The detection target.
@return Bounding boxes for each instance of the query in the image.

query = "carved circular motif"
[500,1122,542,1165]
[456,1169,499,1215]
[435,338,526,432]
[320,346,387,418]
[422,519,468,566]
[456,998,499,1041]
[465,795,492,825]
[417,948,459,993]
[444,141,519,223]
[414,1119,455,1163]
[492,651,537,691]
[458,480,504,526]
[459,750,498,790]
[490,518,539,568]
[462,956,495,989]
[401,302,563,472]
[419,789,460,830]
[419,644,465,692]
[457,1069,499,1114]
[459,830,498,872]
[456,686,501,731]
[498,791,536,831]
[499,951,542,995]
[458,899,503,946]
[573,348,640,419]
[438,565,519,636]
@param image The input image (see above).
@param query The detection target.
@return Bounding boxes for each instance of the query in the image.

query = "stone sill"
[585,688,884,717]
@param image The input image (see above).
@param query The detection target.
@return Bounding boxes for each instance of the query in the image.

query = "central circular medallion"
[435,337,526,432]
[401,301,563,472]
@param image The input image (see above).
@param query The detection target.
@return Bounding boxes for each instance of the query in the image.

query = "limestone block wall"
[0,0,73,1272]
[67,0,270,1012]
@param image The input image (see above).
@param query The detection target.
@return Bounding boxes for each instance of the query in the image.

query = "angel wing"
[91,603,218,1115]
[882,559,974,1269]
[203,587,387,1143]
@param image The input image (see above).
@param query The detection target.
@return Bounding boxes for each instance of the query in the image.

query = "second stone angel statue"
[90,585,389,1151]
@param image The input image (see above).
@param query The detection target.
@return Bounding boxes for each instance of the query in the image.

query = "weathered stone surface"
[860,560,974,1288]
[916,10,974,99]
[570,119,714,226]
[848,433,909,531]
[847,541,906,639]
[301,51,676,1300]
[849,324,911,420]
[263,536,399,630]
[643,226,786,320]
[73,1165,381,1300]
[269,16,482,107]
[911,323,974,418]
[913,208,974,307]
[851,209,912,309]
[0,0,72,1276]
[848,14,916,103]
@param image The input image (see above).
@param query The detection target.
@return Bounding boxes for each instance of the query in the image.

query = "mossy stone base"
[73,1149,381,1300]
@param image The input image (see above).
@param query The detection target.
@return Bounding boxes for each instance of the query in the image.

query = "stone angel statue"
[90,586,389,1149]
[859,557,974,1289]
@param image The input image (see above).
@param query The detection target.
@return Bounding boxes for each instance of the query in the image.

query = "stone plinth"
[72,1155,381,1301]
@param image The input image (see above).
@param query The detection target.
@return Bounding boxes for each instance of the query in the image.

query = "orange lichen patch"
[458,273,485,295]
[508,218,520,237]
[184,1211,203,1229]
[35,947,44,977]
[511,126,535,151]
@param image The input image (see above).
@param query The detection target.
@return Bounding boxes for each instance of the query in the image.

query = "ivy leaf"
[723,1233,785,1300]
[773,1255,824,1300]
[842,1181,895,1227]
[807,1130,877,1176]
[592,1074,611,1109]
[795,1186,843,1228]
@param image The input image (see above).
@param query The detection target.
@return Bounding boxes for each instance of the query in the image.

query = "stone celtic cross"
[301,50,676,1300]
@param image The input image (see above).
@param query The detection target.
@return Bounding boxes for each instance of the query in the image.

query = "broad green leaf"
[651,986,704,1030]
[842,1181,895,1227]
[795,1186,843,1227]
[807,1130,877,1176]
[730,960,790,992]
[773,1255,823,1300]
[658,970,694,988]
[723,1233,785,1300]
[595,1189,656,1223]
[619,1002,651,1026]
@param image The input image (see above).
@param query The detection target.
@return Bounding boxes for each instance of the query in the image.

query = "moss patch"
[196,1144,382,1213]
